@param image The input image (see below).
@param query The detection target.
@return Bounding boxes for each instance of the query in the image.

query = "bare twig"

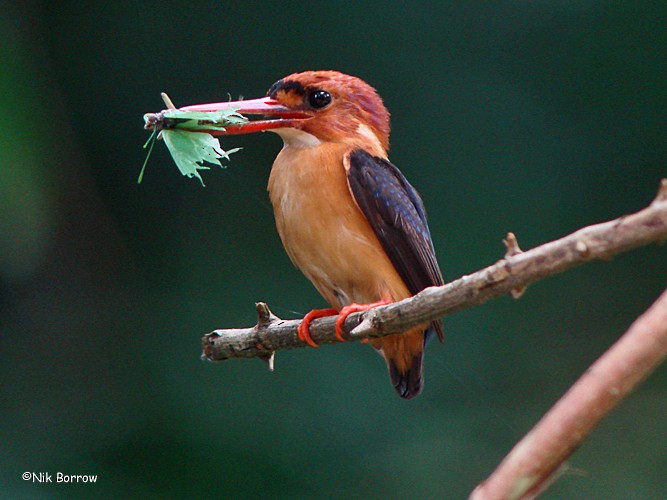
[469,286,667,500]
[202,180,667,362]
[503,232,527,299]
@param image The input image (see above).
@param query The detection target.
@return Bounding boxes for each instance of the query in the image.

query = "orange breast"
[267,140,427,373]
[267,142,411,309]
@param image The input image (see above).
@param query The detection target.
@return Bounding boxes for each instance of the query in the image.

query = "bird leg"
[297,308,338,348]
[335,299,391,342]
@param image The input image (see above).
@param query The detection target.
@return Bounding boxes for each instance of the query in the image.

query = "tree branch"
[469,286,667,500]
[202,179,667,362]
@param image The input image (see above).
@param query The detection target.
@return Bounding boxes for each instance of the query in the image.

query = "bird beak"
[179,96,311,135]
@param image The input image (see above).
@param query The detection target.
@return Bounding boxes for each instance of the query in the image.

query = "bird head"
[181,70,391,154]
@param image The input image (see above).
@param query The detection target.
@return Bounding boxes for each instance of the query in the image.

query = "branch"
[202,179,667,362]
[469,286,667,500]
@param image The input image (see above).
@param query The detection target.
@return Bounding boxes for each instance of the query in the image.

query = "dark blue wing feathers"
[346,149,444,341]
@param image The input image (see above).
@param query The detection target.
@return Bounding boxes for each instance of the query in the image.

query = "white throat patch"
[273,128,322,148]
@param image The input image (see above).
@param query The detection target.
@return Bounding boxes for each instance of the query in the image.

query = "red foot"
[335,300,390,342]
[298,308,338,348]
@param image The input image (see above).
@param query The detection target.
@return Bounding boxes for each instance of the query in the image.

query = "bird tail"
[389,350,425,399]
[371,326,431,399]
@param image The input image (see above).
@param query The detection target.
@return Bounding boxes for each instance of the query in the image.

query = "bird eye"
[308,90,332,109]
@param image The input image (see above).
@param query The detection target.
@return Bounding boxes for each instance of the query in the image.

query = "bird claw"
[299,301,390,346]
[335,300,390,342]
[298,308,338,347]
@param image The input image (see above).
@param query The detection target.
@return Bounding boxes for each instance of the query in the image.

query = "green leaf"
[140,102,247,186]
[161,109,248,131]
[161,130,240,187]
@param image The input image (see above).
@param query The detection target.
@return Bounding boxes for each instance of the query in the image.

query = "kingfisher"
[182,71,444,398]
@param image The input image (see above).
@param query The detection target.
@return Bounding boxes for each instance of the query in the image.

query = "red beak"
[179,96,311,135]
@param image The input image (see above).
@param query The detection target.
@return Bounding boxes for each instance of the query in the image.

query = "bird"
[181,71,444,398]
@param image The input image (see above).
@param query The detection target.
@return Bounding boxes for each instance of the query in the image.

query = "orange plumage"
[183,71,444,398]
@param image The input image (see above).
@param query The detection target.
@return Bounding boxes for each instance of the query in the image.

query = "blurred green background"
[2,1,665,498]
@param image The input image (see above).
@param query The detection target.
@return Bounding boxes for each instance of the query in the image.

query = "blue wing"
[346,148,444,340]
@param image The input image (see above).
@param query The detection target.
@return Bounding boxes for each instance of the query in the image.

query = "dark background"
[2,1,665,497]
